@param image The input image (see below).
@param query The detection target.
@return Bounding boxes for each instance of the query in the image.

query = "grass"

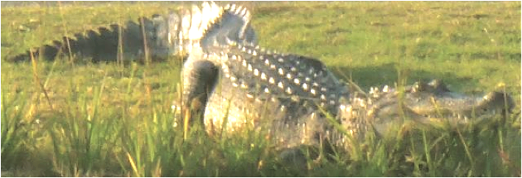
[1,1,521,176]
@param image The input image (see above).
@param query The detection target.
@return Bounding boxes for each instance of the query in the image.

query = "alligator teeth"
[382,85,389,92]
[369,87,378,95]
[247,64,253,71]
[253,69,259,76]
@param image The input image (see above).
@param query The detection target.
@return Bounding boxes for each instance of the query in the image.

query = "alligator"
[174,3,515,156]
[180,43,514,149]
[7,2,257,63]
[8,1,515,160]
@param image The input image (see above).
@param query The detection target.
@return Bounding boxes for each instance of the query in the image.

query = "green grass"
[1,2,521,176]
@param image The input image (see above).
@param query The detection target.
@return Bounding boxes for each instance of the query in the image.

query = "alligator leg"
[181,58,219,125]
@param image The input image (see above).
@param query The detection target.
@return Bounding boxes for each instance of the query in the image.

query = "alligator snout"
[481,91,514,114]
[419,90,515,125]
[358,80,515,137]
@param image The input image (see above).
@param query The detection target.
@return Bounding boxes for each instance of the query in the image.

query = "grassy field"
[1,2,521,176]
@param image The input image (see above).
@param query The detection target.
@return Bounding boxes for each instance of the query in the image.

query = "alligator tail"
[8,14,180,63]
[199,3,257,52]
[7,2,258,63]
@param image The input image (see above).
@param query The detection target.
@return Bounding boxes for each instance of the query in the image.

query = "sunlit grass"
[1,1,520,176]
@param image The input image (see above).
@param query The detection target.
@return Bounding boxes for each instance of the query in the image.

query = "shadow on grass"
[331,63,481,92]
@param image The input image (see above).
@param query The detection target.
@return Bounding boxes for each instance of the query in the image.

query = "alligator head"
[340,79,514,138]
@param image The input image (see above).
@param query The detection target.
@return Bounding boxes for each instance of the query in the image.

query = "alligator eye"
[413,81,428,92]
[426,79,450,92]
[412,83,421,92]
[482,108,488,112]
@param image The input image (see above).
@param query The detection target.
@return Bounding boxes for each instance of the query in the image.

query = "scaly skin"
[175,3,515,152]
[7,2,514,152]
[183,42,514,150]
[7,2,257,63]
[339,79,514,141]
[180,3,258,120]
[9,15,173,62]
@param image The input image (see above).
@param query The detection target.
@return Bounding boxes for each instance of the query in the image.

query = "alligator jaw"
[409,91,513,125]
[361,80,514,136]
